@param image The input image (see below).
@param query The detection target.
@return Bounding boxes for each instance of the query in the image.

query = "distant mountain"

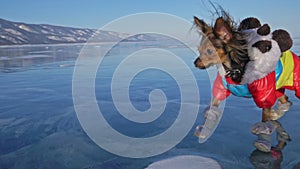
[0,18,157,45]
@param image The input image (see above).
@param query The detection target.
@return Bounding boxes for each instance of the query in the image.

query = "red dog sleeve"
[212,73,231,100]
[292,52,300,98]
[248,72,277,108]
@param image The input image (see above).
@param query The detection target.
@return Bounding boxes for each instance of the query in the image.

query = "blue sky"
[1,0,300,37]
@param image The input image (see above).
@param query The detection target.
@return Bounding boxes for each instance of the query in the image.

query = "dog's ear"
[194,16,212,34]
[272,29,293,52]
[238,17,261,31]
[214,17,232,43]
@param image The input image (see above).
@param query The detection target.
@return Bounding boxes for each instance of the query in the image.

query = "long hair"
[212,6,248,64]
[210,4,249,81]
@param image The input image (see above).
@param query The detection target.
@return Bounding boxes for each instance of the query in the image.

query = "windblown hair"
[215,9,249,65]
[210,7,249,81]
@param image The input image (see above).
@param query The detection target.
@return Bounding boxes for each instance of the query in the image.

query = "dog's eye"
[207,49,213,55]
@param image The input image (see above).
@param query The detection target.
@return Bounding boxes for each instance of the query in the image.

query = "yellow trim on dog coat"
[276,51,294,89]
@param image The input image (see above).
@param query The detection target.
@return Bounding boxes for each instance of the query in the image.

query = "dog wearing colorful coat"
[193,15,297,152]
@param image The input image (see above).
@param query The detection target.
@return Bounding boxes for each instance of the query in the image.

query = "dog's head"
[193,15,249,82]
[193,16,234,69]
[194,16,262,70]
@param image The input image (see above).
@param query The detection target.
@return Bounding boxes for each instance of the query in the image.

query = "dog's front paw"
[194,125,208,139]
[194,122,218,141]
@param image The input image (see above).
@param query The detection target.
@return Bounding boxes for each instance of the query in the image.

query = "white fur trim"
[217,64,226,76]
[241,29,281,84]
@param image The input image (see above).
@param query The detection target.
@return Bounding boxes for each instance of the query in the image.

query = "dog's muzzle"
[194,58,206,69]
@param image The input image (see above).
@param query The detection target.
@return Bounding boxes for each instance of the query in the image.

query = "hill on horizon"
[0,18,157,46]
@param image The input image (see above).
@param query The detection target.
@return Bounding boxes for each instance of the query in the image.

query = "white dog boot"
[270,101,292,120]
[194,105,222,140]
[277,101,292,112]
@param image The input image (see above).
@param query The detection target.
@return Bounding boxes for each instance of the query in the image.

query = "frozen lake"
[0,40,300,169]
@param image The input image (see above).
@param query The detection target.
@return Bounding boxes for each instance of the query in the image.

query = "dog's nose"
[194,58,200,66]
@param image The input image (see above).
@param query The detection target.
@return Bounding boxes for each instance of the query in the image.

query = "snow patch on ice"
[146,155,221,169]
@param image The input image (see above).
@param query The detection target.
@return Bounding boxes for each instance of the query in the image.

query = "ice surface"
[0,43,300,168]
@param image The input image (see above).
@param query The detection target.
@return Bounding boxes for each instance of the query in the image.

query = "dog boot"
[277,101,292,112]
[269,101,292,120]
[253,133,272,152]
[194,105,222,141]
[250,121,275,135]
[203,105,222,121]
